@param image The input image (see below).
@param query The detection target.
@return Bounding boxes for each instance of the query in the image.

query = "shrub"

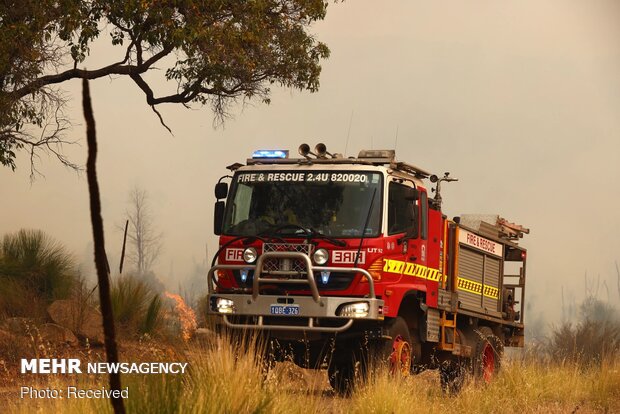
[544,298,620,366]
[110,274,164,336]
[0,229,75,318]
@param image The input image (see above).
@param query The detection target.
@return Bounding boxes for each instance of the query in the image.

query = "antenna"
[344,110,354,156]
[394,125,399,151]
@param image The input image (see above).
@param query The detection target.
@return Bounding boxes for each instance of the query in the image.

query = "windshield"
[223,171,383,237]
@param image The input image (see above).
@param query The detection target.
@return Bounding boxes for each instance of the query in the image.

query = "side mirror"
[214,201,225,235]
[405,187,419,201]
[215,182,228,200]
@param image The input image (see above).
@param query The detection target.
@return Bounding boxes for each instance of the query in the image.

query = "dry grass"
[5,334,620,414]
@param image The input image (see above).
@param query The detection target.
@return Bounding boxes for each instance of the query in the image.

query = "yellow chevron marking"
[383,259,402,274]
[457,277,499,299]
[382,259,444,284]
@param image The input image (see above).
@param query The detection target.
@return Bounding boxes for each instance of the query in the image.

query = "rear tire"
[472,326,503,382]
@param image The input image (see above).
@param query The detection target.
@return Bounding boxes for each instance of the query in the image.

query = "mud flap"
[419,305,440,342]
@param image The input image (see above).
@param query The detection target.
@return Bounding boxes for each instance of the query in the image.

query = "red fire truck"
[207,144,528,394]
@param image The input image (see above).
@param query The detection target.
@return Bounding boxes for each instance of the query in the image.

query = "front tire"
[370,316,414,376]
[327,317,415,396]
[328,360,356,396]
[328,343,367,396]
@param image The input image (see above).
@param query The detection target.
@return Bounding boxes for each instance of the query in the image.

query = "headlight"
[243,247,257,264]
[215,298,235,314]
[338,302,370,318]
[313,248,329,265]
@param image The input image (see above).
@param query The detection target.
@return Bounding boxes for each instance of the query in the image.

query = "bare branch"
[150,105,172,135]
[1,87,79,179]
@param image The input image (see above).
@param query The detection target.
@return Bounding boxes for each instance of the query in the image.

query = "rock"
[47,300,104,345]
[79,311,105,345]
[38,323,78,345]
[5,317,35,335]
[47,300,80,330]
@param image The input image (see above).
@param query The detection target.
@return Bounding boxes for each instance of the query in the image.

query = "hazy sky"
[1,1,619,320]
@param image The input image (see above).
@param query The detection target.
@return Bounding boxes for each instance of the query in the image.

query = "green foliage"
[142,294,163,335]
[0,229,76,317]
[1,0,332,171]
[110,273,164,336]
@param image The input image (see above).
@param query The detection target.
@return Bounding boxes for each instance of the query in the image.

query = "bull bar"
[207,251,384,332]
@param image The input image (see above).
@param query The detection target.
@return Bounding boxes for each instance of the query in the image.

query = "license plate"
[270,305,300,315]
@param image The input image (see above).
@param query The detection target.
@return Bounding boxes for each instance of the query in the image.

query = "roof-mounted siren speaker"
[298,143,317,159]
[315,143,333,159]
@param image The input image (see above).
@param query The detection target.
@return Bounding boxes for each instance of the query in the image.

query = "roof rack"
[244,148,431,178]
[390,161,431,178]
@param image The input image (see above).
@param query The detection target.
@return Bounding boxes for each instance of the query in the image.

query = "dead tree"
[125,187,162,275]
[83,78,125,414]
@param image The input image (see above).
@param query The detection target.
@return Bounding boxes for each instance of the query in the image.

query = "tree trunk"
[83,78,126,414]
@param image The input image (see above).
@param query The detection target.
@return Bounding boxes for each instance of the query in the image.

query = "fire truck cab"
[207,144,528,393]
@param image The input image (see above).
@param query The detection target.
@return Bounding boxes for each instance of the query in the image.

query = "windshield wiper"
[307,227,347,247]
[258,224,346,247]
[258,224,311,238]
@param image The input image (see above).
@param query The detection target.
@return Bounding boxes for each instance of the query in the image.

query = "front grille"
[231,243,354,292]
[262,243,314,275]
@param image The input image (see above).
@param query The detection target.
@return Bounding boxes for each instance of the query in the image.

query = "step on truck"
[207,144,529,394]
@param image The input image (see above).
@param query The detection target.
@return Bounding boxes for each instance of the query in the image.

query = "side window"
[231,183,252,225]
[420,190,428,240]
[388,181,416,235]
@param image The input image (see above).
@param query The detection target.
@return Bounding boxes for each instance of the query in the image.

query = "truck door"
[387,180,420,265]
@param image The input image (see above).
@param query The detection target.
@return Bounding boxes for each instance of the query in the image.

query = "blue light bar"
[252,150,289,159]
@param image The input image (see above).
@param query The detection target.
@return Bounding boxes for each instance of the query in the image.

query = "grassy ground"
[4,336,619,414]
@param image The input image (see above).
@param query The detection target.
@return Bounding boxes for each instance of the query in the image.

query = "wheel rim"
[482,342,495,382]
[390,335,411,376]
